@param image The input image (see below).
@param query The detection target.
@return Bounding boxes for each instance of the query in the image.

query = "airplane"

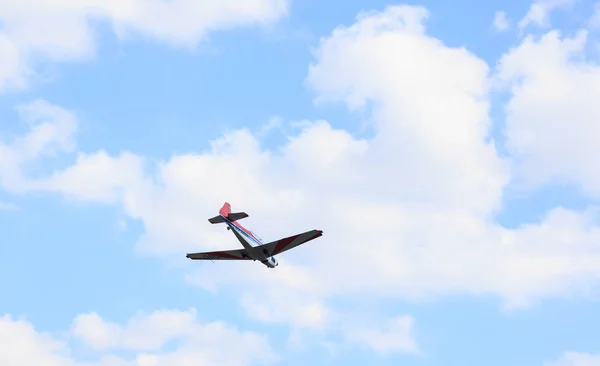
[186,202,323,268]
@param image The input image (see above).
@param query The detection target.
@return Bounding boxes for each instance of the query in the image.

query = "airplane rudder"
[219,202,231,216]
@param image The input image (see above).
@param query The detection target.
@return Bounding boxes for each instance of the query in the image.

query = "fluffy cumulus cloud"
[497,29,600,198]
[0,315,74,366]
[70,309,198,351]
[0,0,288,91]
[0,309,275,366]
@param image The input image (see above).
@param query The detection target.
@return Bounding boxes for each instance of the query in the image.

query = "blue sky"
[1,0,600,365]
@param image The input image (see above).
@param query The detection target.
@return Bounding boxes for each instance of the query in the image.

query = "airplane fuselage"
[221,215,278,268]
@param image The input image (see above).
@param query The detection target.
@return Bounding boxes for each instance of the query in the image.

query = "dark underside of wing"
[186,229,323,260]
[260,229,323,256]
[186,248,250,260]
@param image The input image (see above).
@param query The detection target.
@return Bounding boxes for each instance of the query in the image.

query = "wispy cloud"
[0,201,18,211]
[493,11,510,31]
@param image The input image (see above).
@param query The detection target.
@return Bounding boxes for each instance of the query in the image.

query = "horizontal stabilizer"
[227,212,248,221]
[208,215,226,224]
[208,212,248,224]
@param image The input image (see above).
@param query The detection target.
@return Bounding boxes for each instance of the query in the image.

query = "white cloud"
[256,116,284,137]
[37,151,147,204]
[345,315,419,355]
[0,33,27,92]
[546,352,600,366]
[0,315,75,366]
[105,0,289,47]
[0,0,289,92]
[0,309,276,366]
[518,0,575,30]
[240,289,331,330]
[0,201,19,211]
[589,2,600,29]
[306,5,509,215]
[493,11,510,31]
[71,312,122,351]
[71,309,197,351]
[0,100,79,193]
[496,29,600,198]
[72,311,196,350]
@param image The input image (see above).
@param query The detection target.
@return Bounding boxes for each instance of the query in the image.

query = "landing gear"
[226,226,231,230]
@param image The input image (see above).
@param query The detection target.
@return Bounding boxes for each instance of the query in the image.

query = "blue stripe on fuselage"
[221,215,262,247]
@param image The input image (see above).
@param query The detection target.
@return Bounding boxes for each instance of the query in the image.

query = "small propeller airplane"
[186,202,323,268]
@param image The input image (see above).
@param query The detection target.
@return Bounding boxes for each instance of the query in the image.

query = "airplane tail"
[208,202,248,223]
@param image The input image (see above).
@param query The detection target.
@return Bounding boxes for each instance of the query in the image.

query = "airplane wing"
[260,229,323,256]
[186,248,250,260]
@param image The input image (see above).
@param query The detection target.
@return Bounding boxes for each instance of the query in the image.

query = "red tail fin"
[219,202,231,217]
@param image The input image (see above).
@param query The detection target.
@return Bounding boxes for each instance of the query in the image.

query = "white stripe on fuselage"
[222,216,262,247]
